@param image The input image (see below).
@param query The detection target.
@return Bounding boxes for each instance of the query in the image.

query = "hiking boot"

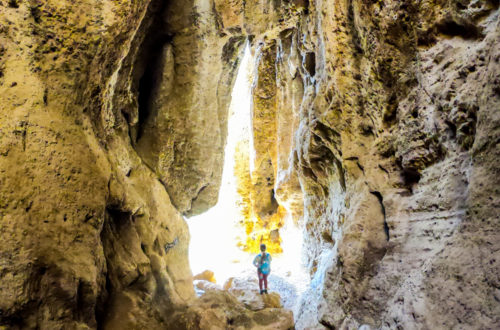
[260,290,264,295]
[264,289,268,294]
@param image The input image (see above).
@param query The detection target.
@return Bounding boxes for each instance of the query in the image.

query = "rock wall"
[0,0,245,328]
[242,0,500,328]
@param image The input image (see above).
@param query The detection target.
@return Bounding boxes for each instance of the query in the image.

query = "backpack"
[259,253,271,275]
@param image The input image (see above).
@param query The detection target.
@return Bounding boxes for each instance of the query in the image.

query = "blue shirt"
[253,252,272,274]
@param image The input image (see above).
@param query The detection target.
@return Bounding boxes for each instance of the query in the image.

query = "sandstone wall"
[0,0,245,328]
[242,1,500,328]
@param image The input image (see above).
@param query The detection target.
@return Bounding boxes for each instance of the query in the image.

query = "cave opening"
[186,42,309,313]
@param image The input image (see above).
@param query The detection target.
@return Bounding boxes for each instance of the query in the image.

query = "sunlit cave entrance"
[186,43,309,313]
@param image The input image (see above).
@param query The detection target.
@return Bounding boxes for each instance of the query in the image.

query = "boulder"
[194,280,222,292]
[193,270,217,283]
[167,290,294,329]
[226,276,283,311]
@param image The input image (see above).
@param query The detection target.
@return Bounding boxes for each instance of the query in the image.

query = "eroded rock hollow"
[0,0,499,329]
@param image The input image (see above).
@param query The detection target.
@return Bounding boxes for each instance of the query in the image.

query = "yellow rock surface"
[193,270,217,283]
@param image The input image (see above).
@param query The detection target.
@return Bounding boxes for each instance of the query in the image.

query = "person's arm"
[253,255,260,267]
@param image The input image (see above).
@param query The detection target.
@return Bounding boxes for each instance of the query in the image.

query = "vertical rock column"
[234,43,287,253]
[274,29,305,223]
[135,0,246,217]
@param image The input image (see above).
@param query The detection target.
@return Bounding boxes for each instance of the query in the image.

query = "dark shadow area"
[370,191,390,241]
[435,19,482,39]
[136,34,172,142]
[402,168,421,190]
[134,32,172,143]
[304,52,316,77]
[126,0,173,144]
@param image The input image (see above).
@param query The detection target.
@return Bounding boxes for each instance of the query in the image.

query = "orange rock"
[223,277,234,290]
[193,270,216,283]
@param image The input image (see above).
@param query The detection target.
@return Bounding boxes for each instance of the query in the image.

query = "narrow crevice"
[210,0,224,34]
[445,120,457,139]
[347,0,363,55]
[154,237,163,256]
[304,52,316,77]
[136,34,172,142]
[334,158,346,192]
[95,273,111,330]
[76,280,95,325]
[76,281,84,320]
[269,188,280,215]
[96,208,133,327]
[379,165,389,176]
[128,0,173,144]
[187,184,209,213]
[319,319,336,330]
[370,191,390,241]
[356,161,365,175]
[435,19,482,39]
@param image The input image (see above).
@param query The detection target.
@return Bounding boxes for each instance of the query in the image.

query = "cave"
[0,1,499,329]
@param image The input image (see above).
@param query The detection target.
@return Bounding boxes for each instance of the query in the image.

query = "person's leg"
[258,271,263,293]
[263,273,268,293]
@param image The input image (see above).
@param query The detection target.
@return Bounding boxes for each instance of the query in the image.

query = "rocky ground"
[191,271,294,330]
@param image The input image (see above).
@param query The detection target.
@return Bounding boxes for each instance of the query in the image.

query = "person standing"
[253,243,272,294]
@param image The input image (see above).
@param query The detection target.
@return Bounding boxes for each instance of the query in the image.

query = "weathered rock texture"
[1,0,499,329]
[234,37,305,254]
[224,276,284,310]
[233,130,288,253]
[167,290,294,330]
[0,0,244,328]
[241,1,500,329]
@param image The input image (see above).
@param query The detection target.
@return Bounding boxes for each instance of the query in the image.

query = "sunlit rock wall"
[232,2,309,254]
[274,28,305,224]
[135,1,246,217]
[0,0,244,328]
[239,0,500,328]
[233,42,289,254]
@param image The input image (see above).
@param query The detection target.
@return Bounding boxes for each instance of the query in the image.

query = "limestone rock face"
[135,1,246,216]
[0,0,243,328]
[234,43,290,253]
[227,0,500,328]
[240,1,500,329]
[225,276,283,311]
[274,28,305,223]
